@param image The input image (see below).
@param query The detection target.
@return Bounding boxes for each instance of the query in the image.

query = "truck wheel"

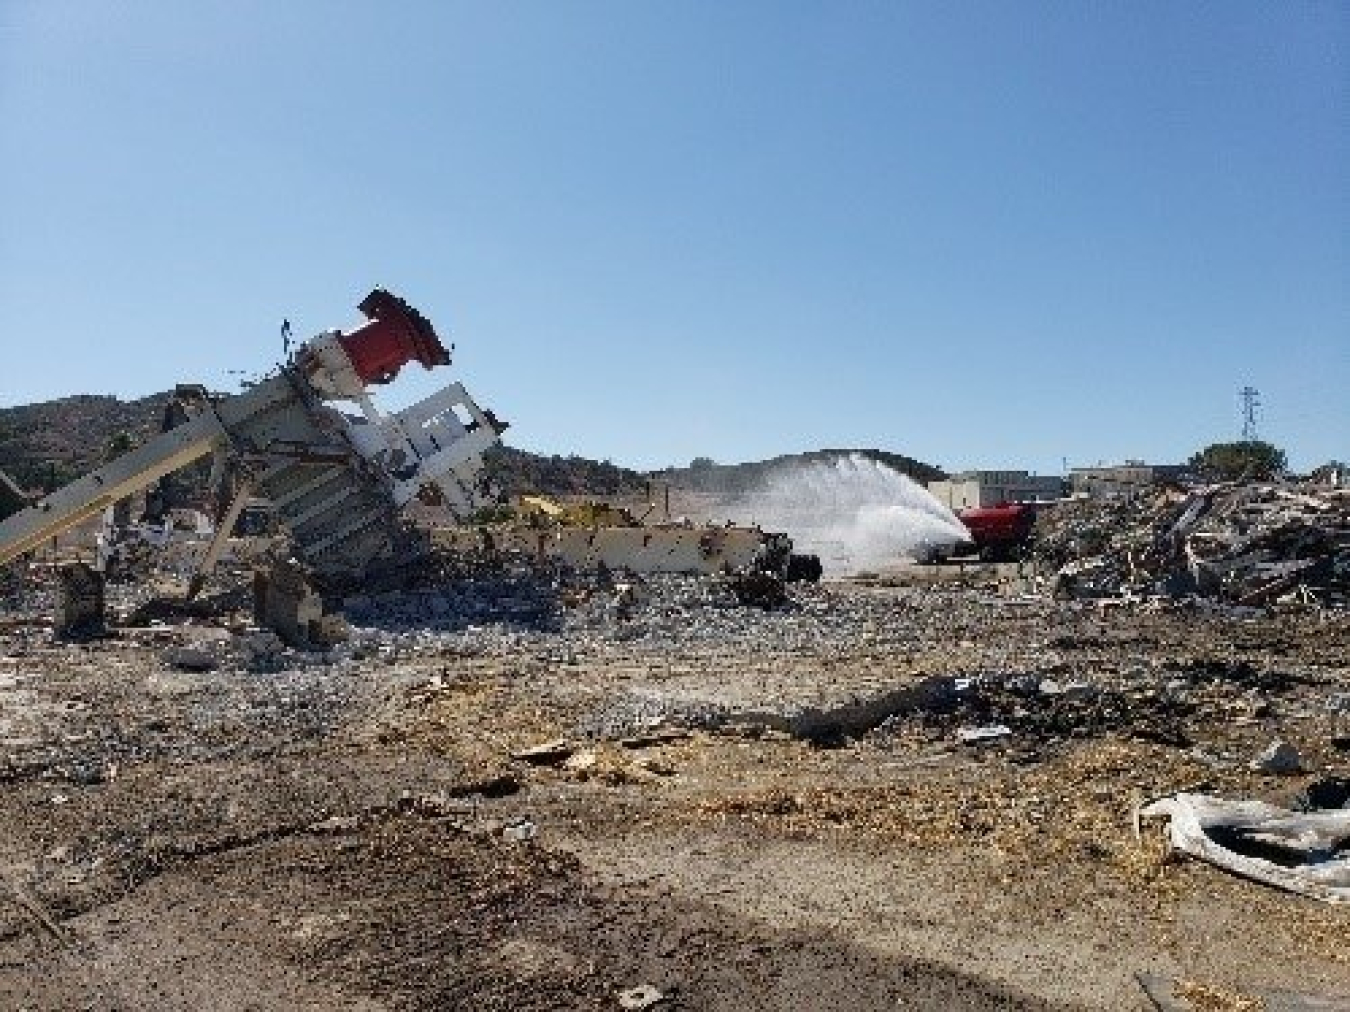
[786,554,823,583]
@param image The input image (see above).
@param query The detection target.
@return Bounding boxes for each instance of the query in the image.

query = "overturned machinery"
[0,290,506,622]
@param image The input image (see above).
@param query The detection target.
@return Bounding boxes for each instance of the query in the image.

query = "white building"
[927,470,1064,511]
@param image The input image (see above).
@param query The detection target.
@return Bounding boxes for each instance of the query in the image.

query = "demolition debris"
[1037,481,1350,608]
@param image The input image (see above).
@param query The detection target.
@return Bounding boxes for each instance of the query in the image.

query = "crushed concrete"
[2,559,1349,1009]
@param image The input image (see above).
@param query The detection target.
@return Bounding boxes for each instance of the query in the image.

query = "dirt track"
[2,574,1348,1010]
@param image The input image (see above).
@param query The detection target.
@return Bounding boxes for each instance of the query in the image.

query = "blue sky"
[1,1,1345,474]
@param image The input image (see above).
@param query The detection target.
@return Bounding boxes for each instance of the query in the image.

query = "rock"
[512,740,574,766]
[404,791,475,817]
[236,629,285,659]
[165,644,219,672]
[1246,697,1274,719]
[617,984,666,1010]
[1039,679,1097,700]
[449,773,520,799]
[716,721,767,739]
[502,817,536,842]
[562,750,600,773]
[308,815,361,834]
[1061,682,1100,702]
[1251,740,1303,775]
[956,725,1012,745]
[615,762,660,784]
[631,756,676,776]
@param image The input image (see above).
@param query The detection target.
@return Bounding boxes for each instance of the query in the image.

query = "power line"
[1238,385,1261,441]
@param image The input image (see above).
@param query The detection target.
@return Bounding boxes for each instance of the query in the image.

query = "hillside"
[0,393,176,490]
[0,392,652,499]
[657,449,946,495]
[0,393,943,500]
[483,445,649,497]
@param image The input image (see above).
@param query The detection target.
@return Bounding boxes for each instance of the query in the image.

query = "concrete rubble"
[1036,480,1350,608]
[2,531,1349,1007]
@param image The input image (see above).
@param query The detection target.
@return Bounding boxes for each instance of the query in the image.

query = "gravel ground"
[1,565,1348,1010]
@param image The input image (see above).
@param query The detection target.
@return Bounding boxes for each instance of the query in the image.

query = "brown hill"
[0,392,651,499]
[0,393,176,490]
[0,393,944,503]
[657,449,946,495]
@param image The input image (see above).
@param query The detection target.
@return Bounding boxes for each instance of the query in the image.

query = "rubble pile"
[913,674,1195,749]
[337,573,879,676]
[871,658,1316,757]
[3,538,1349,1005]
[1036,481,1350,607]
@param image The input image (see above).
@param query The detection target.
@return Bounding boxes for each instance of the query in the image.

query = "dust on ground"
[1,564,1348,1010]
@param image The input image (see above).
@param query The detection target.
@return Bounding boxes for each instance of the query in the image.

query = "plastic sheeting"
[1142,793,1350,904]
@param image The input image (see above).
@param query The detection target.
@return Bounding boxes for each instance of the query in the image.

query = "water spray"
[710,454,969,576]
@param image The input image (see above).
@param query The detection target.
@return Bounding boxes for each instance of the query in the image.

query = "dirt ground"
[1,570,1348,1011]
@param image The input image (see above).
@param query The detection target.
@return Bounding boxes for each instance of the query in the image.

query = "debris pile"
[913,673,1195,751]
[1037,482,1350,607]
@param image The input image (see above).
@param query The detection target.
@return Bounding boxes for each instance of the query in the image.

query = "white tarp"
[1142,793,1350,904]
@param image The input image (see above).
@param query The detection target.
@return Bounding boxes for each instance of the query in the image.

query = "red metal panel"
[337,289,451,385]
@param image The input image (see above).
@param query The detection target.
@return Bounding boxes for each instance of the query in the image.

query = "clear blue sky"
[1,1,1345,474]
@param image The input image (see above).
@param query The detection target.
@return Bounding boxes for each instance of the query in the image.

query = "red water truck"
[954,502,1039,562]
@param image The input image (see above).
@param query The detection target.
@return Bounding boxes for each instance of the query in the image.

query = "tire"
[786,554,823,583]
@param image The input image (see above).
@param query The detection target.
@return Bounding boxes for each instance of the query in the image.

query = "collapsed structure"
[0,290,506,635]
[0,290,812,639]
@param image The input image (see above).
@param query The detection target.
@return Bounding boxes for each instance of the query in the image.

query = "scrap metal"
[0,290,506,593]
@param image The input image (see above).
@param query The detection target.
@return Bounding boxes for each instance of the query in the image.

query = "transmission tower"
[1238,386,1261,441]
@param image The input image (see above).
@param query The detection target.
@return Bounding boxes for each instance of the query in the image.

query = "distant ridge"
[0,391,651,498]
[0,393,944,499]
[0,392,176,489]
[657,449,946,495]
[484,445,650,497]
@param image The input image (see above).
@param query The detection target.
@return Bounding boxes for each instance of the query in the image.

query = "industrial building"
[1069,461,1186,498]
[926,470,1064,511]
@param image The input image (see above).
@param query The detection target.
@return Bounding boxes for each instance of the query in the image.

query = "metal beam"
[0,411,228,566]
[186,478,253,601]
[303,506,388,557]
[266,465,348,511]
[286,481,360,529]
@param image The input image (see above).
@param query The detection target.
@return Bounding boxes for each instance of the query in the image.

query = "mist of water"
[713,454,971,576]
